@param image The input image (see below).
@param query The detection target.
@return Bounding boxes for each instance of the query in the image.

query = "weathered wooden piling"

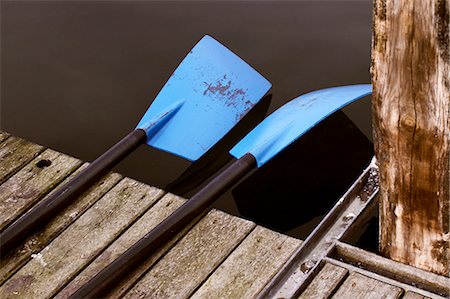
[372,0,449,275]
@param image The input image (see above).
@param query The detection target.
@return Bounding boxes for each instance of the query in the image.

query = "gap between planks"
[0,164,123,284]
[0,134,45,185]
[0,178,166,299]
[0,132,304,299]
[0,149,83,231]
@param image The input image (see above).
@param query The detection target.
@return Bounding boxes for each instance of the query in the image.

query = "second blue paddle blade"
[230,84,372,167]
[136,35,272,161]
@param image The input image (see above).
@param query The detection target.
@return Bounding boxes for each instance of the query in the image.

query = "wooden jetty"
[0,131,448,298]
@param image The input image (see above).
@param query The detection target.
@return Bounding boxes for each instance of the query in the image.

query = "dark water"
[1,1,374,239]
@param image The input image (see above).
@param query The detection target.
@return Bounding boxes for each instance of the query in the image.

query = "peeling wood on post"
[0,149,82,231]
[0,163,122,284]
[298,263,348,299]
[331,272,403,299]
[123,210,255,299]
[372,0,450,275]
[0,178,164,299]
[191,226,301,299]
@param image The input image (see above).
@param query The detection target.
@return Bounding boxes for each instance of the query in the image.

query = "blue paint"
[230,85,372,167]
[136,35,272,161]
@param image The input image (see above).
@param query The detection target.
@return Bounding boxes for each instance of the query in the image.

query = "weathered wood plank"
[0,178,164,299]
[331,272,403,299]
[298,263,348,299]
[0,131,11,143]
[106,201,208,298]
[334,241,449,295]
[324,257,447,299]
[191,226,302,299]
[403,292,431,299]
[0,149,82,231]
[0,136,44,185]
[372,0,450,275]
[123,209,255,299]
[55,193,190,298]
[0,163,122,284]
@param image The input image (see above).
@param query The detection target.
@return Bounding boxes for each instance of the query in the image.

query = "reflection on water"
[230,110,373,239]
[166,94,272,195]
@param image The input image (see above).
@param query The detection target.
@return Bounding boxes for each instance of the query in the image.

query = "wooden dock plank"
[123,210,256,299]
[0,163,122,284]
[334,242,449,296]
[0,178,164,299]
[0,149,82,231]
[0,131,11,143]
[55,193,189,298]
[298,263,348,299]
[0,136,44,184]
[403,292,431,299]
[1,132,442,299]
[331,272,403,299]
[190,226,302,299]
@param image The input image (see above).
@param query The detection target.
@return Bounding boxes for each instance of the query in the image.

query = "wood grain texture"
[55,193,188,298]
[123,209,255,299]
[0,136,44,184]
[372,0,450,274]
[190,226,302,299]
[0,163,122,284]
[298,263,348,299]
[331,272,403,299]
[0,149,82,231]
[335,242,449,295]
[0,131,11,143]
[403,292,431,299]
[0,178,164,299]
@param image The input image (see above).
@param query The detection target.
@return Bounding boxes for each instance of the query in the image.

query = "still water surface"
[1,1,374,239]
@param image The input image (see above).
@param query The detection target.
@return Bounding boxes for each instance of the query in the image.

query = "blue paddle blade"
[136,35,272,161]
[230,84,372,167]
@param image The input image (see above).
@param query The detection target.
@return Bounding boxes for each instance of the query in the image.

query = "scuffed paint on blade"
[136,35,271,161]
[230,84,372,167]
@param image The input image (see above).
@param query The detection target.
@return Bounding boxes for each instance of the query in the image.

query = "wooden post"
[371,0,449,275]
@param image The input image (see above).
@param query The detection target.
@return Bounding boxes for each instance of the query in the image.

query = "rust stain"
[203,80,232,96]
[226,88,246,103]
[203,77,250,121]
[203,78,247,103]
[237,100,254,121]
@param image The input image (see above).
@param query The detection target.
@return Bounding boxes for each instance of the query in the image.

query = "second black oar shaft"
[70,153,256,299]
[0,129,147,256]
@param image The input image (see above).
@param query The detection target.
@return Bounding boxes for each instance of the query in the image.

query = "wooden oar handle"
[0,129,147,257]
[70,153,256,299]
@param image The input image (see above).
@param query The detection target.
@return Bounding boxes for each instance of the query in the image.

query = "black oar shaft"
[0,129,147,256]
[70,153,256,299]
